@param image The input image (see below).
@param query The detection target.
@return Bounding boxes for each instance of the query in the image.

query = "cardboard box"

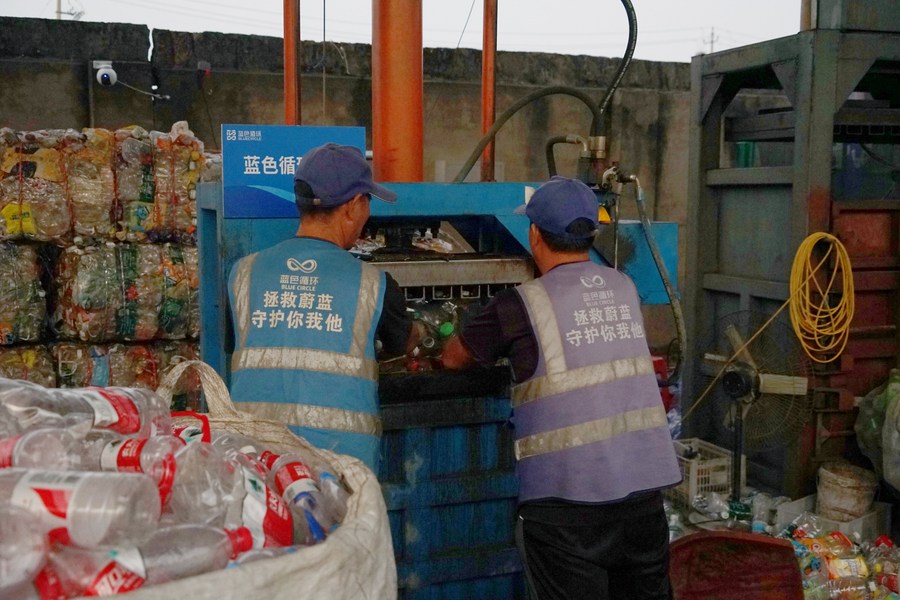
[774,494,891,542]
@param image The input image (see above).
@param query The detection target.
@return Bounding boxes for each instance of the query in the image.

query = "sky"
[4,0,802,63]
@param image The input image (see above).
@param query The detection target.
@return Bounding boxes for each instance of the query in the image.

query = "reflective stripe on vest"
[233,401,383,436]
[232,252,258,350]
[514,404,668,461]
[232,346,378,380]
[512,355,655,407]
[231,258,381,382]
[512,277,658,461]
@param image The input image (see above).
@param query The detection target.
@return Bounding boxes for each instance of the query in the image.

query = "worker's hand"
[404,320,427,354]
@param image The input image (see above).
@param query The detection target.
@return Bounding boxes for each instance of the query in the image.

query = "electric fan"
[696,311,812,501]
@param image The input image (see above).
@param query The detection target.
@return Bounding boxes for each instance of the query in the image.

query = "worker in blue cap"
[443,176,682,600]
[228,143,421,472]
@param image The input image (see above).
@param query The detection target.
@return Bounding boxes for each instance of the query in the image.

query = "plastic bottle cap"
[439,322,455,338]
[226,526,255,558]
[259,451,280,469]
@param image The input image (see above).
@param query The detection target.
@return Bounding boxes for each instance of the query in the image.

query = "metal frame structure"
[684,27,900,497]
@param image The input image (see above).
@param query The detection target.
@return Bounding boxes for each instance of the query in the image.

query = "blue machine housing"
[197,180,678,599]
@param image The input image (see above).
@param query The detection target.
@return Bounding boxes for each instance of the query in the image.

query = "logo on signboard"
[580,275,606,288]
[286,258,317,273]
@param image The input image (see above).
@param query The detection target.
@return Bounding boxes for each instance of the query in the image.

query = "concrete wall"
[0,16,691,348]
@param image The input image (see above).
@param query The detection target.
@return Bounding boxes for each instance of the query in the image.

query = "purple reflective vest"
[512,261,682,504]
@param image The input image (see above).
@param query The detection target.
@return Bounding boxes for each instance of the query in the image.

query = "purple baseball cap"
[294,143,397,207]
[523,176,599,239]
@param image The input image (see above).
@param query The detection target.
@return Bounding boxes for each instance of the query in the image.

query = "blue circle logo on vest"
[286,258,317,273]
[579,275,606,288]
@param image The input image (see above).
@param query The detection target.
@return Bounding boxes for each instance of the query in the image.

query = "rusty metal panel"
[686,28,900,498]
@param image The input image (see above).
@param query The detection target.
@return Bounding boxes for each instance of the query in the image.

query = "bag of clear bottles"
[0,373,380,599]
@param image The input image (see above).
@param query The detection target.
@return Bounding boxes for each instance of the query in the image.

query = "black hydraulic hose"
[592,0,638,135]
[455,0,638,183]
[632,178,685,387]
[452,86,601,184]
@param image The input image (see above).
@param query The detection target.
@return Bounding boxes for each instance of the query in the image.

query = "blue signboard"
[221,125,365,218]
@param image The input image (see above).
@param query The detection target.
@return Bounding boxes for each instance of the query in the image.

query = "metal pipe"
[283,0,302,124]
[480,0,498,182]
[372,0,424,182]
[545,134,588,177]
[631,177,685,386]
[800,0,813,31]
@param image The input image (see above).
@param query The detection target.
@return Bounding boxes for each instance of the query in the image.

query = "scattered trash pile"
[0,379,350,599]
[666,461,896,599]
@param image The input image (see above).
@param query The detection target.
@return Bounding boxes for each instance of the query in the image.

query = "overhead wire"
[423,0,478,124]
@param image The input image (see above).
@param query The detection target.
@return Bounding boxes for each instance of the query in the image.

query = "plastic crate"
[667,438,746,508]
[774,494,891,542]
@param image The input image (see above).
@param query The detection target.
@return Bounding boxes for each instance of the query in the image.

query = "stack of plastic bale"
[0,123,203,405]
[142,122,202,244]
[51,340,201,410]
[115,125,155,243]
[0,129,64,387]
[0,128,71,244]
[64,127,118,242]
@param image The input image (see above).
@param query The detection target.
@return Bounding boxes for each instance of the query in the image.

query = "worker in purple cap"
[228,143,421,472]
[443,176,682,600]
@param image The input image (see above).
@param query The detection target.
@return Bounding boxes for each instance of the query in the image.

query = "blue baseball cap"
[523,176,599,239]
[294,143,397,207]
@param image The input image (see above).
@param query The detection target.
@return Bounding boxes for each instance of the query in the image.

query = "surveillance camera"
[96,66,117,87]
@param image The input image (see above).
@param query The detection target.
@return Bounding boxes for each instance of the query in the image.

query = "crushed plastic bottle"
[824,577,872,599]
[277,447,350,525]
[0,427,81,469]
[0,469,160,547]
[34,524,252,597]
[166,442,242,527]
[0,503,47,595]
[209,430,267,458]
[78,431,184,505]
[228,544,299,568]
[260,450,334,543]
[166,443,295,548]
[51,385,172,437]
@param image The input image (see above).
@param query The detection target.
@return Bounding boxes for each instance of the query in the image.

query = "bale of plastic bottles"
[0,346,55,387]
[63,128,117,241]
[0,363,395,599]
[0,123,203,245]
[0,129,71,244]
[53,243,199,343]
[0,243,46,345]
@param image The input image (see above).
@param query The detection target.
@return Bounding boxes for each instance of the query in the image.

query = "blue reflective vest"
[228,237,386,470]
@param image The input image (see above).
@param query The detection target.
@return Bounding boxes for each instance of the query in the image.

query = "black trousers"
[515,492,672,600]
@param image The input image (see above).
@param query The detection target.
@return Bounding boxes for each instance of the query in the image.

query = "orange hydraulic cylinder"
[372,0,423,182]
[284,0,301,124]
[480,0,498,182]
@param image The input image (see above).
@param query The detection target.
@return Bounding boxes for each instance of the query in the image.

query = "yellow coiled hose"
[789,232,854,364]
[683,232,853,422]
